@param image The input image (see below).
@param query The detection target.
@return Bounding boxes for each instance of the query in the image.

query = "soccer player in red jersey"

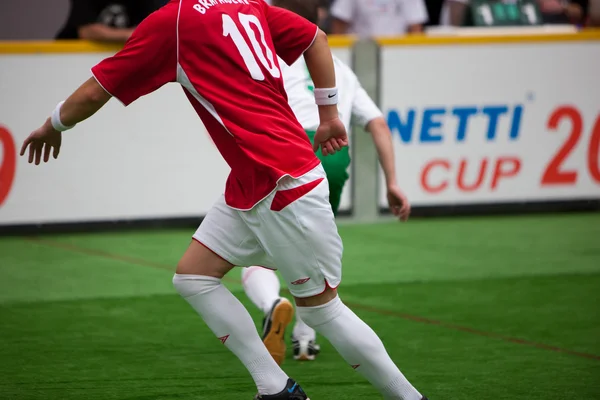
[20,1,427,399]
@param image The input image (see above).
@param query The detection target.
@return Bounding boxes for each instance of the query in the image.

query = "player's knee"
[294,285,338,307]
[172,273,221,298]
[175,256,197,275]
[175,240,233,278]
[294,286,341,328]
[296,294,344,328]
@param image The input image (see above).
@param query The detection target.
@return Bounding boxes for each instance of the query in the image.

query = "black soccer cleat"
[253,378,310,400]
[421,397,429,400]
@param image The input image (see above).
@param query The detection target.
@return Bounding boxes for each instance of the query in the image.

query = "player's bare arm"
[20,78,111,164]
[366,117,411,221]
[303,30,348,156]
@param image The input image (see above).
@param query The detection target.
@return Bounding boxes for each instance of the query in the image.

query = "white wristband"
[314,87,338,106]
[51,101,75,132]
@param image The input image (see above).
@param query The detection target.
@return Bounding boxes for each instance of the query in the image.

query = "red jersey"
[91,0,320,210]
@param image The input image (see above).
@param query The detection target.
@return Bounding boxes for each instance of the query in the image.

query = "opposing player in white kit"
[243,0,411,366]
[21,0,426,399]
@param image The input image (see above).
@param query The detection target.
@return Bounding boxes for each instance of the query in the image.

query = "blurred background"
[0,1,599,400]
[0,0,599,40]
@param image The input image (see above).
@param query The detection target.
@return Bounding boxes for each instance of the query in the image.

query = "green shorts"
[306,130,351,215]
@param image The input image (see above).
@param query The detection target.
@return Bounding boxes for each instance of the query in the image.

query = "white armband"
[51,101,75,132]
[314,87,339,106]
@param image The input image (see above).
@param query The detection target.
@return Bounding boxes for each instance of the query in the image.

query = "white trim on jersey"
[177,64,234,137]
[301,26,320,62]
[90,69,125,106]
[176,0,183,71]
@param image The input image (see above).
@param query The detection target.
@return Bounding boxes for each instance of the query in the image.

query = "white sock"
[297,296,422,400]
[292,312,317,341]
[241,266,281,314]
[173,274,288,395]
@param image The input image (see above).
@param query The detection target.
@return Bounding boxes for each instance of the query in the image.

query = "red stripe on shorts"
[270,178,324,212]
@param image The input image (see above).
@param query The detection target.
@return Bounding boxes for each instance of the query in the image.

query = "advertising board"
[379,41,600,208]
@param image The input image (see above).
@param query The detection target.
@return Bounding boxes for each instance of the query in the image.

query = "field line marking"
[24,236,600,361]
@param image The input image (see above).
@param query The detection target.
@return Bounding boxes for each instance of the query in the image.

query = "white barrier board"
[378,41,600,207]
[0,47,351,225]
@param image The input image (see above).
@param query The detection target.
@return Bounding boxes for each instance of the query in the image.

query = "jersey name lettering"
[193,0,250,15]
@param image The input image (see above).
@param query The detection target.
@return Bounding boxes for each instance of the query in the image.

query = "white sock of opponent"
[292,312,317,341]
[297,296,422,400]
[241,266,281,314]
[173,274,288,395]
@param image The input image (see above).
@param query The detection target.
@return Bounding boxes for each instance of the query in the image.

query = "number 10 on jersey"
[223,13,281,81]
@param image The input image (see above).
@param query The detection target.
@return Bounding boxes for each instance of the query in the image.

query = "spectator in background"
[425,0,445,26]
[538,0,587,24]
[590,0,600,25]
[330,0,429,36]
[317,0,334,32]
[441,0,587,26]
[56,0,160,41]
[265,0,332,31]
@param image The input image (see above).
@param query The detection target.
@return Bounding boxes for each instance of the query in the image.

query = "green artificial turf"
[1,213,599,399]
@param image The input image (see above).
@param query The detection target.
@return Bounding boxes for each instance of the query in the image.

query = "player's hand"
[20,119,62,165]
[313,117,348,156]
[387,184,410,222]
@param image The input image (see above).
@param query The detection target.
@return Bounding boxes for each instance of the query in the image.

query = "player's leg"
[291,311,319,361]
[291,175,345,361]
[241,266,294,365]
[295,288,424,400]
[242,134,351,365]
[289,132,350,361]
[241,266,281,314]
[256,167,426,400]
[172,196,291,397]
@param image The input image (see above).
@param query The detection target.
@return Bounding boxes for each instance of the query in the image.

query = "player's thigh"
[177,239,234,278]
[182,195,266,276]
[250,168,343,298]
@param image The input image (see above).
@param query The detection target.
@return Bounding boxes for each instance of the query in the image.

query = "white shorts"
[193,164,343,298]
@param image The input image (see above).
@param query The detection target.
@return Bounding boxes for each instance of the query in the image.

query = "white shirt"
[280,55,383,133]
[330,0,428,37]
